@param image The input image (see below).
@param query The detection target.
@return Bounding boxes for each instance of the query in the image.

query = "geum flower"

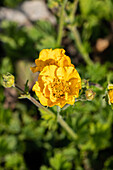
[32,65,81,108]
[30,48,73,73]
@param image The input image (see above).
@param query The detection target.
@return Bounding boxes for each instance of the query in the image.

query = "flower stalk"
[15,84,78,140]
[70,26,93,66]
[67,0,93,66]
[70,0,78,22]
[57,114,78,140]
[15,84,54,115]
[56,0,68,47]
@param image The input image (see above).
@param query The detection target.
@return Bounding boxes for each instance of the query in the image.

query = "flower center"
[51,79,70,98]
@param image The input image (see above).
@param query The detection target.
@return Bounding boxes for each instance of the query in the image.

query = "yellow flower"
[30,48,73,72]
[32,65,81,108]
[108,84,113,104]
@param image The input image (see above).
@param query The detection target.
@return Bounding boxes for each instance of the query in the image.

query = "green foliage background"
[0,0,113,169]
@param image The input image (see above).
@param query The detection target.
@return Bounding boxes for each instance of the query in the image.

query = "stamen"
[51,78,70,98]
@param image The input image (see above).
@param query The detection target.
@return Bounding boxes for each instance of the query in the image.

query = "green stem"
[70,0,78,22]
[15,84,54,115]
[56,0,68,47]
[28,96,54,115]
[57,114,78,140]
[71,26,93,66]
[57,106,61,117]
[15,84,77,140]
[66,0,93,66]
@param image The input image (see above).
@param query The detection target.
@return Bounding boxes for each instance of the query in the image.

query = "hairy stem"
[56,0,68,47]
[67,0,93,66]
[15,84,77,140]
[57,114,78,140]
[71,26,93,66]
[70,0,78,22]
[15,84,54,115]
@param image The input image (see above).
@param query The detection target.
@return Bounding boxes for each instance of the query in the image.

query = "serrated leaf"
[39,108,55,120]
[39,108,56,129]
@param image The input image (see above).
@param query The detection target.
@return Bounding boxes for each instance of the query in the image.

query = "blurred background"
[0,0,113,169]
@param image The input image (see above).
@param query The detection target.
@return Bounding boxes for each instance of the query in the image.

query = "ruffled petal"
[69,78,81,95]
[56,67,66,80]
[39,49,52,60]
[65,67,81,81]
[57,99,66,108]
[66,96,75,105]
[30,66,39,73]
[31,49,73,72]
[40,65,57,80]
[58,55,72,67]
[43,84,50,98]
[37,92,48,106]
[32,81,40,92]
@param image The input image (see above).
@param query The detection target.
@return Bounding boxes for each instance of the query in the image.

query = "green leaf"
[39,108,56,129]
[86,63,107,82]
[5,153,27,169]
[24,80,29,94]
[0,57,13,74]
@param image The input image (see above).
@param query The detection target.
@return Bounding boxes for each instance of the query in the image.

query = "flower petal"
[69,78,81,95]
[58,55,72,67]
[56,67,66,80]
[43,84,50,98]
[39,49,52,60]
[30,66,39,73]
[65,67,81,81]
[32,81,40,92]
[40,65,57,81]
[37,92,48,106]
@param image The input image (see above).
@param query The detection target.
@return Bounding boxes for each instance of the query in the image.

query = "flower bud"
[82,79,89,89]
[85,89,96,101]
[2,73,15,88]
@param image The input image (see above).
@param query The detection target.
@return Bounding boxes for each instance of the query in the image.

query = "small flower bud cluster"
[2,73,15,88]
